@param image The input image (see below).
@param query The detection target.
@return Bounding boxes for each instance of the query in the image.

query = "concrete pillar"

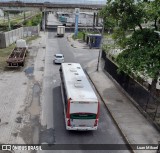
[41,11,45,31]
[96,13,99,26]
[74,14,79,37]
[74,8,80,37]
[45,11,48,26]
[93,12,96,28]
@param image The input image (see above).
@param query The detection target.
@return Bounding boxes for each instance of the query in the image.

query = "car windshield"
[56,55,62,58]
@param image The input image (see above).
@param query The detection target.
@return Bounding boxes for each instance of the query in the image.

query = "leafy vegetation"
[0,12,41,31]
[0,43,16,70]
[99,0,160,95]
[72,31,84,40]
[25,35,40,43]
[23,14,42,26]
[73,30,101,40]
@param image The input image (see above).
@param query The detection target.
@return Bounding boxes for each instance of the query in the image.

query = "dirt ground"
[0,32,46,149]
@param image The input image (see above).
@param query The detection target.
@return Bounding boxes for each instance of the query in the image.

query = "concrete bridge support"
[96,12,99,26]
[93,12,99,28]
[41,10,47,31]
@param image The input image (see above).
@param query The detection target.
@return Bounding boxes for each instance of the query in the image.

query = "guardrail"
[0,1,105,10]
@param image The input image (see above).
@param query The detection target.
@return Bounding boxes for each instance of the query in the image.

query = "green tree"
[143,0,160,30]
[106,0,145,30]
[100,0,145,47]
[116,29,160,95]
[99,4,117,31]
[101,0,160,96]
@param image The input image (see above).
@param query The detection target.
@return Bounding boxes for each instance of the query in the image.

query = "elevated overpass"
[0,2,105,12]
[0,1,105,31]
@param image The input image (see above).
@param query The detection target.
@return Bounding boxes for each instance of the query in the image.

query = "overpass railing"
[0,0,106,5]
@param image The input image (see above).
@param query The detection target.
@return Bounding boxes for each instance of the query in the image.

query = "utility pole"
[7,11,11,31]
[42,9,46,32]
[96,12,99,26]
[93,12,96,28]
[97,21,104,71]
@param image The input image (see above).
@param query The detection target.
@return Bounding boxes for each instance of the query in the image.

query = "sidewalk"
[85,60,160,153]
[67,33,90,49]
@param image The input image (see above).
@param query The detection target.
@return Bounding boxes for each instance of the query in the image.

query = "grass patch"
[0,43,16,71]
[0,43,15,57]
[72,31,84,40]
[25,35,41,43]
[0,13,41,31]
[0,35,40,71]
[72,30,102,41]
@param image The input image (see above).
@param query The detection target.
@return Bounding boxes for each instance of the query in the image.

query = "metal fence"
[102,51,160,129]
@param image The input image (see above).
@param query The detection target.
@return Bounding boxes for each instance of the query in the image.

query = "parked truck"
[57,26,65,37]
[6,39,28,67]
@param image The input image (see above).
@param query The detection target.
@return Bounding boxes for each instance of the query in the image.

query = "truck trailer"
[6,39,28,67]
[57,26,65,37]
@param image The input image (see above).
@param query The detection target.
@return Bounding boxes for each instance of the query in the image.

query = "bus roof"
[61,63,98,102]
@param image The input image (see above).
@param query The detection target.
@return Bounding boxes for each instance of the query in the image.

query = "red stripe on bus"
[96,102,100,119]
[66,99,70,118]
[94,102,100,127]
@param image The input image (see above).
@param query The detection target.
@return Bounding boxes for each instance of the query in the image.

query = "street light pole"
[97,21,104,71]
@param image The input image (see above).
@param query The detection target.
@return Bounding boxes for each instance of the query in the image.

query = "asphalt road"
[39,13,131,153]
[38,29,131,153]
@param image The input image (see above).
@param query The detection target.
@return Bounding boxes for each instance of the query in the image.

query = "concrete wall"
[0,32,6,48]
[0,25,40,48]
[4,27,24,47]
[23,25,40,37]
[0,9,4,17]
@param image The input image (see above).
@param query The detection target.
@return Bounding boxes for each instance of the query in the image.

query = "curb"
[85,69,135,153]
[67,36,77,48]
[67,36,71,42]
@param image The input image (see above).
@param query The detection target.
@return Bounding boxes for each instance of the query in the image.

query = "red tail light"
[66,99,71,118]
[96,102,100,119]
[94,119,98,126]
[66,99,71,127]
[67,119,71,126]
[94,102,100,127]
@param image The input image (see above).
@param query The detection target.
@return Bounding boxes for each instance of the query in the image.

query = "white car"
[54,54,64,64]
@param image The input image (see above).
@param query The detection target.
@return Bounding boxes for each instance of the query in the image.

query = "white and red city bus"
[59,63,100,130]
